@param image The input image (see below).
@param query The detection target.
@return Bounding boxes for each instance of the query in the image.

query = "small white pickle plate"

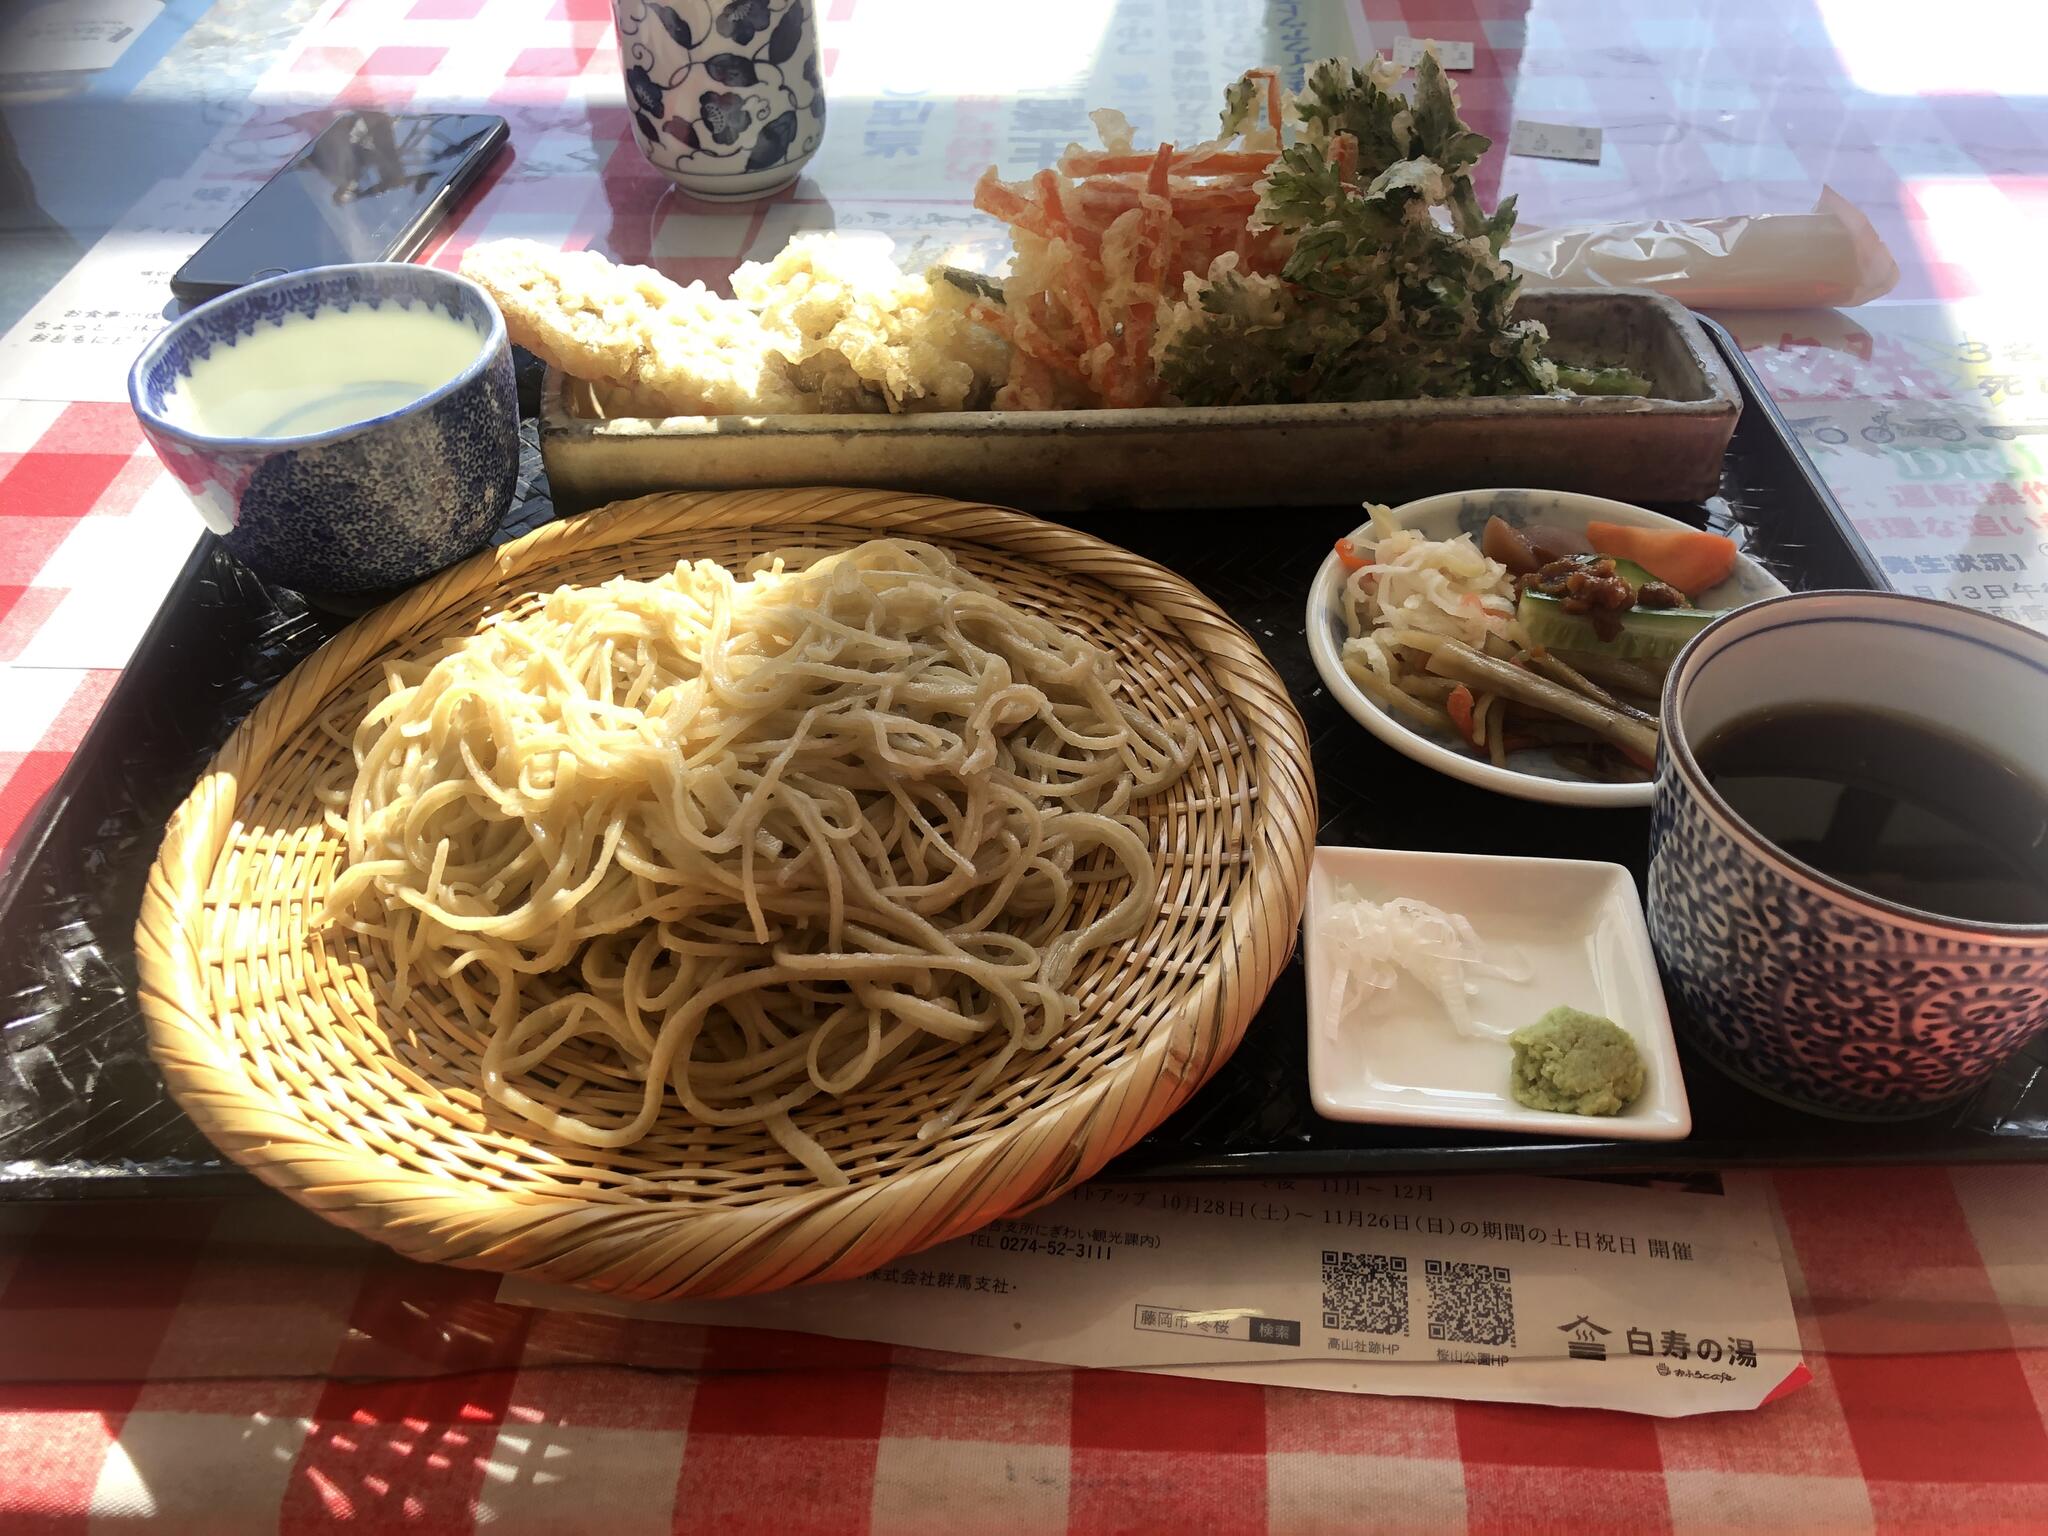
[1304,846,1692,1140]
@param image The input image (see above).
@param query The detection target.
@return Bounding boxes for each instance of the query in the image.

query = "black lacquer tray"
[3,323,2041,1201]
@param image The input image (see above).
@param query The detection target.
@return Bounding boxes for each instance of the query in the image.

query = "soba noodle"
[318,539,1193,1184]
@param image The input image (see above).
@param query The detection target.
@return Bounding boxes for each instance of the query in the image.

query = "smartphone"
[170,112,510,303]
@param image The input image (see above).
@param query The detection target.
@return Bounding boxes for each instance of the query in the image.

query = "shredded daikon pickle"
[1338,505,1520,684]
[1321,888,1529,1040]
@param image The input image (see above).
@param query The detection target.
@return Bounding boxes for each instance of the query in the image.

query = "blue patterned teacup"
[129,263,519,597]
[612,0,826,200]
[1649,591,2048,1119]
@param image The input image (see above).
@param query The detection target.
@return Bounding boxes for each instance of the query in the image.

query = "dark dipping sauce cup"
[1648,590,2048,1119]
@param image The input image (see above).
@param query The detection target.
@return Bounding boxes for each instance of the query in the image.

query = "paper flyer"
[0,0,162,78]
[501,1171,1806,1417]
[0,175,235,404]
[1729,302,2048,636]
[804,0,1355,199]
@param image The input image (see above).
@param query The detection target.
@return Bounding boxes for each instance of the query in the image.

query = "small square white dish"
[1303,846,1691,1140]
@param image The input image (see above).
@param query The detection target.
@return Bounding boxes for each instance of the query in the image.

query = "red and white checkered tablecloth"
[2,1166,2045,1531]
[4,0,2048,1528]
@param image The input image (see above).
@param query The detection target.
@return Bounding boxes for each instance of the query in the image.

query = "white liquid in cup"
[165,305,487,440]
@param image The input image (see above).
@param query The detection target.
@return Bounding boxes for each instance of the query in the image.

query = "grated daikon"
[1321,888,1529,1040]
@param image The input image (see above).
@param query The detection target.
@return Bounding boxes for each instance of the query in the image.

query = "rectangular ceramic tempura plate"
[538,289,1741,513]
[1302,847,1692,1141]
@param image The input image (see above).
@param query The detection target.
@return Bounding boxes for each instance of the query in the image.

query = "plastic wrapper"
[1508,188,1899,310]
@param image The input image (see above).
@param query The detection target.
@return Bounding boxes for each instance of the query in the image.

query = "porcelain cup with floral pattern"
[1649,590,2048,1119]
[128,262,518,598]
[612,0,825,201]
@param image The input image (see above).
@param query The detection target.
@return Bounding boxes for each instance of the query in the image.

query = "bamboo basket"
[135,489,1316,1299]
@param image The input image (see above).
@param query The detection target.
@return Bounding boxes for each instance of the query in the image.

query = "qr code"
[1321,1249,1408,1335]
[1425,1259,1515,1345]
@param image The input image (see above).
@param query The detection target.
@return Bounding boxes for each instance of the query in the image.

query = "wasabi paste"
[1508,1006,1645,1116]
